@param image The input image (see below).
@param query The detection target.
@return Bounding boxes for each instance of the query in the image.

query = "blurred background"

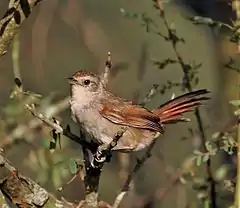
[0,0,238,207]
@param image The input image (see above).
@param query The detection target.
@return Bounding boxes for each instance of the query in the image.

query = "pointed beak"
[67,77,77,84]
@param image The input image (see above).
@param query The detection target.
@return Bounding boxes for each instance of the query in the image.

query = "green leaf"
[230,100,240,106]
[196,156,202,166]
[203,199,210,208]
[52,166,62,188]
[215,165,229,181]
[120,8,139,19]
[68,158,78,174]
[40,138,50,149]
[234,108,240,115]
[203,155,209,163]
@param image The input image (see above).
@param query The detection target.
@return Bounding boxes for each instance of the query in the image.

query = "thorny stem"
[156,0,216,207]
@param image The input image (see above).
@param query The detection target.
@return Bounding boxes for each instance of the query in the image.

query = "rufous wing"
[99,102,164,133]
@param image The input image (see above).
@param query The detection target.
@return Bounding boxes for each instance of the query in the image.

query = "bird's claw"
[90,149,112,168]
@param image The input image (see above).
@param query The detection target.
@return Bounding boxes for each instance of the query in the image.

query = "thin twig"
[112,81,163,207]
[25,104,98,152]
[113,139,157,208]
[102,52,112,86]
[0,96,70,148]
[155,1,216,207]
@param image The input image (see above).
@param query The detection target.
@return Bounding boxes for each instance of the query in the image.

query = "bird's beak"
[67,77,77,84]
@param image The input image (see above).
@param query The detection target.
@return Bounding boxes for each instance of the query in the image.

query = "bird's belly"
[73,107,118,144]
[112,128,160,152]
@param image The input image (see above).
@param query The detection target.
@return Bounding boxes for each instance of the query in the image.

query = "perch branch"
[25,104,98,153]
[0,152,75,207]
[24,88,125,208]
[83,128,126,208]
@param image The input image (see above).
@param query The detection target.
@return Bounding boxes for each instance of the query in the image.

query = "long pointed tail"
[152,89,210,124]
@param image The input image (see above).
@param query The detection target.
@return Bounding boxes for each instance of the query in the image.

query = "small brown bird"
[68,70,209,152]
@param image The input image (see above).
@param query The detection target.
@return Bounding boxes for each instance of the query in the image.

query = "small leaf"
[179,176,187,184]
[52,166,61,188]
[234,108,240,115]
[187,16,215,27]
[196,156,202,166]
[24,91,42,98]
[215,165,229,181]
[230,100,240,106]
[153,58,177,70]
[120,8,138,19]
[68,158,78,174]
[203,155,209,163]
[212,132,220,139]
[9,89,18,99]
[40,138,50,149]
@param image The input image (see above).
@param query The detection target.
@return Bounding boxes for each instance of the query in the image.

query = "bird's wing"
[99,97,164,133]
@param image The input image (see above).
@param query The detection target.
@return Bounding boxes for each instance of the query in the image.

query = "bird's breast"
[71,102,117,143]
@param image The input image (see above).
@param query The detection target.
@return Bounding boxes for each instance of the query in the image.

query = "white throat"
[70,85,99,109]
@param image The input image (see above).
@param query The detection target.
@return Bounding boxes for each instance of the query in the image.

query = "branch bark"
[0,0,43,56]
[0,152,75,207]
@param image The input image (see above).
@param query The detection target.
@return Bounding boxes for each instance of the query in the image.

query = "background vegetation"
[0,0,239,207]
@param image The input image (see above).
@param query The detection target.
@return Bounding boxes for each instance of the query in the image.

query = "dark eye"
[84,79,90,85]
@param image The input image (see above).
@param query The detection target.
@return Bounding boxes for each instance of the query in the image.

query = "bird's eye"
[84,79,90,85]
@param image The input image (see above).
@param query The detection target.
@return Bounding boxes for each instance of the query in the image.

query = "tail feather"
[152,89,210,124]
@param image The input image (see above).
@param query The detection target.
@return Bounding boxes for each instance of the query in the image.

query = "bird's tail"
[152,89,210,124]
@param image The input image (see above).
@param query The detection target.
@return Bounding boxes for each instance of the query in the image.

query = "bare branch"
[83,128,126,208]
[25,104,98,152]
[113,139,157,208]
[101,52,112,86]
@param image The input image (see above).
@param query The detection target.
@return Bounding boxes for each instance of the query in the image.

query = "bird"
[68,70,210,152]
